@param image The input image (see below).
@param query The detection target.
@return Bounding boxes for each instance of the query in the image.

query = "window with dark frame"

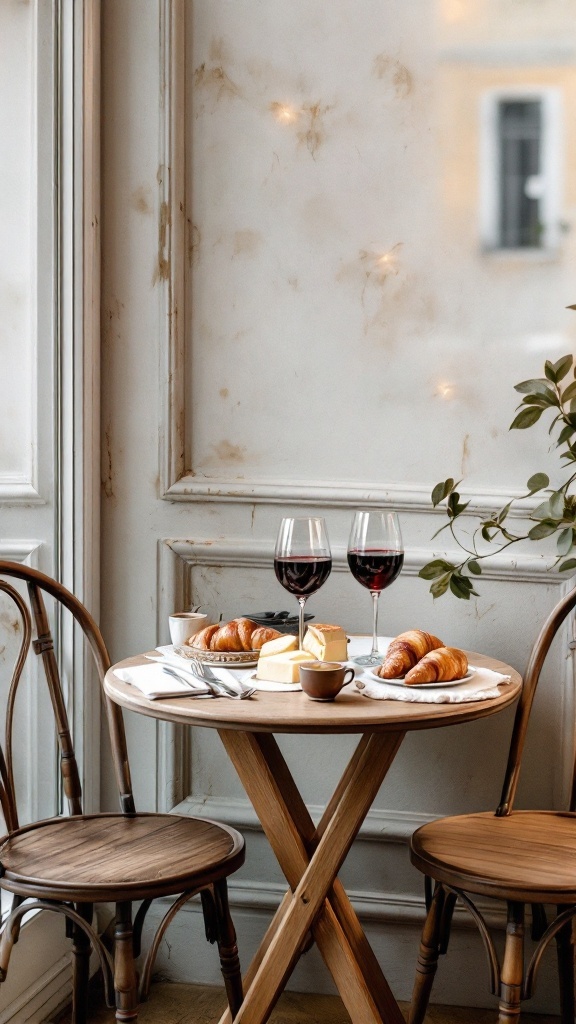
[498,99,543,248]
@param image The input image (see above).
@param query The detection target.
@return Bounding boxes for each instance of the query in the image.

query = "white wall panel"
[0,2,35,494]
[172,0,576,503]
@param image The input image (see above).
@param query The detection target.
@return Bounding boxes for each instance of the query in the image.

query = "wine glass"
[347,510,404,666]
[274,517,332,649]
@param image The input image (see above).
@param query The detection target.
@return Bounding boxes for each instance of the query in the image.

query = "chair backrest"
[496,583,576,816]
[0,560,135,834]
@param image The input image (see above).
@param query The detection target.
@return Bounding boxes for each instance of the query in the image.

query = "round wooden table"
[105,652,521,1024]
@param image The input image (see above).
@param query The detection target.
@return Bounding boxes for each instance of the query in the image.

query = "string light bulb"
[270,102,299,125]
[436,381,456,400]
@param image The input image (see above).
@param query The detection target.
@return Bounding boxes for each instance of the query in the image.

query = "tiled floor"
[52,982,560,1023]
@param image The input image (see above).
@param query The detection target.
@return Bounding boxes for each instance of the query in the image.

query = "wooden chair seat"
[408,586,576,1024]
[411,810,576,903]
[0,813,244,902]
[0,563,246,1023]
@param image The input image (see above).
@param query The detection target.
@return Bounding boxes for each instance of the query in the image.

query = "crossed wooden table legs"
[216,728,407,1024]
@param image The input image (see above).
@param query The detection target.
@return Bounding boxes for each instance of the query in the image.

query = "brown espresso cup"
[299,662,355,702]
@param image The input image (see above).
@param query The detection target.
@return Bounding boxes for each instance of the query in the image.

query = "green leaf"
[545,360,557,382]
[553,355,573,381]
[430,574,451,599]
[528,519,559,540]
[526,473,549,495]
[549,413,562,435]
[557,424,575,446]
[419,560,455,580]
[562,380,576,403]
[557,528,574,556]
[521,395,554,408]
[449,575,476,600]
[468,560,482,575]
[514,378,554,397]
[510,407,544,430]
[531,498,552,520]
[447,491,460,516]
[549,490,565,518]
[566,413,576,429]
[431,482,445,507]
[497,502,512,524]
[561,451,576,462]
[558,558,576,573]
[431,478,456,507]
[567,304,576,310]
[481,525,494,542]
[524,391,557,408]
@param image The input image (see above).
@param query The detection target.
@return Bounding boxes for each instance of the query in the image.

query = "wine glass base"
[352,653,383,667]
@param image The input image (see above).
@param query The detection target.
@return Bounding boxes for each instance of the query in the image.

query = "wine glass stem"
[298,597,307,650]
[370,591,380,659]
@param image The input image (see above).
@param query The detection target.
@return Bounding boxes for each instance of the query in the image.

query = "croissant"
[377,630,444,679]
[187,618,281,653]
[404,646,468,685]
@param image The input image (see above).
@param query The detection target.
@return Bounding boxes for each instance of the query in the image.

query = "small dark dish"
[241,610,314,635]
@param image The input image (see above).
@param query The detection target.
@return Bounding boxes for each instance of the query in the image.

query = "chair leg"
[113,902,139,1023]
[212,879,243,1018]
[555,908,575,1024]
[408,882,448,1024]
[438,890,457,955]
[71,904,93,1024]
[498,902,525,1023]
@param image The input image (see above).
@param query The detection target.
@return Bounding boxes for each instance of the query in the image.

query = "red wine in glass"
[274,555,333,596]
[274,518,332,648]
[347,511,404,666]
[347,550,404,592]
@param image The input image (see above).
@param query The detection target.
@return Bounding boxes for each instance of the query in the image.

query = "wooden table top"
[105,652,522,735]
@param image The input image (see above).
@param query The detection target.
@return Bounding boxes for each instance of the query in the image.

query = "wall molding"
[0,953,71,1024]
[164,537,560,584]
[163,473,559,515]
[0,541,41,566]
[158,0,186,496]
[175,794,435,845]
[0,481,43,505]
[153,876,507,933]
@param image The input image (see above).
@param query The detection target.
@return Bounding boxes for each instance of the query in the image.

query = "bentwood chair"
[408,585,576,1023]
[0,561,245,1023]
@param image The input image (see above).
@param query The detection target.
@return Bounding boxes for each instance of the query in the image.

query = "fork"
[162,666,219,697]
[190,658,256,699]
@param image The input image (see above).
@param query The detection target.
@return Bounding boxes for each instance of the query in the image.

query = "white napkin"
[115,663,211,700]
[149,648,253,695]
[354,666,512,704]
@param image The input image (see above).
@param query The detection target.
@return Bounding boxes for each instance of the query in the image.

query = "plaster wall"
[100,1,576,1011]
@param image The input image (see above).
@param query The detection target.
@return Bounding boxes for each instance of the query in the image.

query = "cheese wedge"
[303,624,348,662]
[256,650,315,684]
[258,634,298,659]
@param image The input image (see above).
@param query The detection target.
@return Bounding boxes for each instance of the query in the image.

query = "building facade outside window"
[480,88,562,253]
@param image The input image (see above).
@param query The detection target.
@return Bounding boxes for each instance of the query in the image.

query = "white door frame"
[0,2,101,1021]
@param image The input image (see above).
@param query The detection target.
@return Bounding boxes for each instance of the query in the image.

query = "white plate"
[246,672,301,692]
[370,667,476,689]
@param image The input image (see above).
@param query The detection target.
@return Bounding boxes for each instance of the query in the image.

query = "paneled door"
[0,2,100,1021]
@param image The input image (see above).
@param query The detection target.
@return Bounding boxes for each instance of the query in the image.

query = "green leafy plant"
[420,351,576,600]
